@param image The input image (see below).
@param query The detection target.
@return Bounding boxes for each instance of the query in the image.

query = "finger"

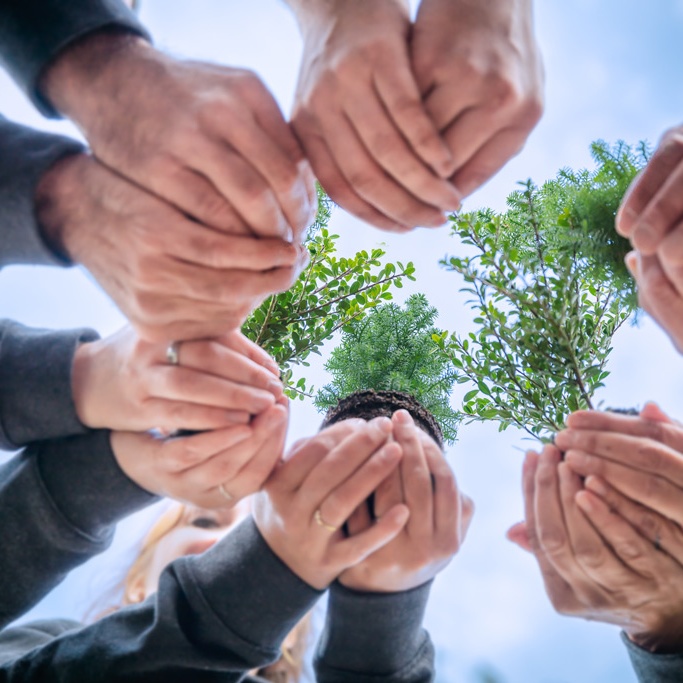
[147,366,276,414]
[559,462,636,587]
[657,222,683,299]
[372,467,403,518]
[314,108,448,228]
[219,332,280,377]
[555,429,683,487]
[585,475,683,567]
[565,409,683,451]
[333,503,410,567]
[374,62,455,178]
[344,86,461,209]
[392,410,432,536]
[346,499,374,536]
[625,134,683,253]
[142,398,250,433]
[450,126,529,198]
[319,441,403,529]
[174,341,282,395]
[522,450,541,551]
[565,449,683,527]
[160,425,253,473]
[430,450,467,545]
[506,521,533,553]
[292,113,411,232]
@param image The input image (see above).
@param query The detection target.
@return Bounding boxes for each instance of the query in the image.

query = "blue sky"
[2,1,683,681]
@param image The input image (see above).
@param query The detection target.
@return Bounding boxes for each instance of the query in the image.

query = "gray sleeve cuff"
[0,116,85,268]
[0,2,150,117]
[176,517,323,662]
[0,320,98,449]
[622,631,683,683]
[315,581,434,682]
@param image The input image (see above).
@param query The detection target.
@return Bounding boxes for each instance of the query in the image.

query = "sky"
[2,1,683,681]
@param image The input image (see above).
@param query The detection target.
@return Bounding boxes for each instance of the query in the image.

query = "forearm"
[0,321,98,449]
[315,581,435,682]
[0,520,319,681]
[0,0,148,116]
[0,431,156,627]
[0,116,84,268]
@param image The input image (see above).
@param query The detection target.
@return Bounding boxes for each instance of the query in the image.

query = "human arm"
[283,0,461,232]
[0,519,321,681]
[410,0,544,198]
[314,410,473,682]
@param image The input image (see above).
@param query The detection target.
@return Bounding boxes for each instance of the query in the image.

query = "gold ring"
[166,341,181,366]
[314,508,337,532]
[218,483,234,503]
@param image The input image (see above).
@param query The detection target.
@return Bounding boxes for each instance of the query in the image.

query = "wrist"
[34,152,91,262]
[627,620,683,655]
[40,29,155,129]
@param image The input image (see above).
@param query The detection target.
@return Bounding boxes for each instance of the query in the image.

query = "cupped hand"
[288,0,460,232]
[411,0,544,198]
[617,125,683,255]
[37,153,307,342]
[112,402,289,508]
[509,445,683,654]
[340,410,473,592]
[252,416,410,589]
[42,33,316,240]
[72,327,283,434]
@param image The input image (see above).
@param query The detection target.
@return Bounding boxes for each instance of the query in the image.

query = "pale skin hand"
[285,0,461,232]
[71,327,283,434]
[624,250,683,355]
[112,402,289,509]
[411,0,544,198]
[40,32,316,241]
[36,153,307,342]
[617,124,683,255]
[340,410,473,592]
[508,445,683,654]
[252,417,410,590]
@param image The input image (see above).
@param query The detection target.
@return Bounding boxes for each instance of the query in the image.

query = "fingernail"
[564,450,590,468]
[575,490,595,513]
[616,206,637,236]
[633,224,657,253]
[370,416,392,434]
[267,379,283,396]
[585,475,607,497]
[392,409,413,425]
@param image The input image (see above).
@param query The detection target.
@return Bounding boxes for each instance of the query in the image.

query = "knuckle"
[538,526,567,554]
[573,542,606,569]
[643,474,664,500]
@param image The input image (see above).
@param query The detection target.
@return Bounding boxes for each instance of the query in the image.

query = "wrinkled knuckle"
[574,543,605,569]
[643,474,664,499]
[638,510,660,539]
[538,527,566,554]
[615,540,646,563]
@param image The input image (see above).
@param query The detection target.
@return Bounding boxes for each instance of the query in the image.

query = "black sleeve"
[622,631,683,683]
[0,430,157,628]
[0,0,149,116]
[0,520,321,682]
[0,115,85,268]
[314,581,435,683]
[0,320,99,449]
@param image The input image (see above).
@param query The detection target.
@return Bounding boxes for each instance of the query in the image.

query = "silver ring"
[166,341,181,366]
[218,483,234,503]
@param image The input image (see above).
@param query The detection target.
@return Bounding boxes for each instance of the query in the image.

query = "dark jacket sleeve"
[0,115,85,268]
[0,430,157,628]
[622,631,683,683]
[0,519,321,682]
[314,581,435,683]
[0,320,98,449]
[0,0,149,116]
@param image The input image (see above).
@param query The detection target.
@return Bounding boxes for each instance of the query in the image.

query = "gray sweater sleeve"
[0,0,149,116]
[314,581,435,683]
[622,631,683,683]
[0,320,98,449]
[0,115,85,268]
[0,430,157,628]
[0,519,321,682]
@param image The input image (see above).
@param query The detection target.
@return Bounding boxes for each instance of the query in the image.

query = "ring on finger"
[218,483,234,504]
[166,341,181,366]
[314,508,337,533]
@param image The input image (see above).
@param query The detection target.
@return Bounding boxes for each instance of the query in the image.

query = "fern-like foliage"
[315,293,461,444]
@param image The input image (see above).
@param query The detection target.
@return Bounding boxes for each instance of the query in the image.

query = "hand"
[624,250,683,354]
[72,327,283,433]
[41,32,316,240]
[111,402,289,508]
[509,445,683,654]
[36,154,307,341]
[287,0,461,232]
[411,0,544,198]
[554,404,683,528]
[340,410,473,592]
[617,124,683,255]
[252,417,410,589]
